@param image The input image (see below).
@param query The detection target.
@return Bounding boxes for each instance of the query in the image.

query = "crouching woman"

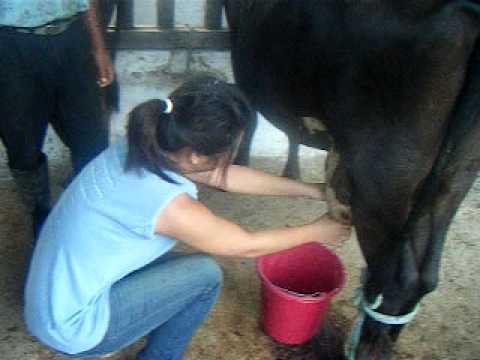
[24,75,350,359]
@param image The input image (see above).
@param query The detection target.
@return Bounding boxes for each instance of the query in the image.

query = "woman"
[24,75,350,359]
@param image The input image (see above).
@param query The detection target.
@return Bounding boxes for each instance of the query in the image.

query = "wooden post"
[116,0,134,29]
[205,0,223,30]
[157,0,175,29]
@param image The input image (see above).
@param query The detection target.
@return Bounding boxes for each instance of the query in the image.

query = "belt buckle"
[43,24,62,35]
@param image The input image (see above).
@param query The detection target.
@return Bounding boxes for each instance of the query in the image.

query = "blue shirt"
[24,139,198,354]
[0,0,89,27]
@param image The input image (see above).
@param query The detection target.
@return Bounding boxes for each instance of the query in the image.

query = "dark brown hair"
[125,74,255,183]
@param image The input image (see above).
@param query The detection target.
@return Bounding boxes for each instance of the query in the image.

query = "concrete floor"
[1,142,479,360]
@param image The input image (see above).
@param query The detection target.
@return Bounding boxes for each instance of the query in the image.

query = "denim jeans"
[73,252,223,360]
[0,18,108,174]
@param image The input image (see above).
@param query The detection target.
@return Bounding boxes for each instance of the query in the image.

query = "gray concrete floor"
[1,140,479,360]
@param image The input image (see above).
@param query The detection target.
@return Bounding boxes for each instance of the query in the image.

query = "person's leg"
[51,18,109,175]
[76,252,223,360]
[0,30,53,237]
[9,154,51,239]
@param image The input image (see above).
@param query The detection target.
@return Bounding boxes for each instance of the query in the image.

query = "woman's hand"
[312,214,352,248]
[304,182,326,200]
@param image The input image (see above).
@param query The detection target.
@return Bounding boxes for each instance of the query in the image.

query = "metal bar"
[205,0,223,30]
[106,28,230,50]
[157,0,175,29]
[115,0,134,29]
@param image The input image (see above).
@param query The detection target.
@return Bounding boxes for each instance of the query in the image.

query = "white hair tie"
[163,98,174,114]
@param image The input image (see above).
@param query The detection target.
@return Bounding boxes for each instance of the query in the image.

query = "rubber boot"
[10,155,51,240]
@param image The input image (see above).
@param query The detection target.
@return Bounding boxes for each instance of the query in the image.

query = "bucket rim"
[256,243,346,302]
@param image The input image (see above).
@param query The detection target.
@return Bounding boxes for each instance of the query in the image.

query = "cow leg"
[282,121,332,179]
[386,153,480,343]
[241,108,305,178]
[419,39,480,292]
[234,108,258,166]
[338,131,443,360]
[276,118,302,179]
[349,137,474,357]
[233,108,304,179]
[354,37,480,358]
[283,138,301,178]
[279,115,333,179]
[388,37,480,341]
[345,40,480,353]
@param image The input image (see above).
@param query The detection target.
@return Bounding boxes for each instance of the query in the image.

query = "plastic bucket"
[256,242,346,345]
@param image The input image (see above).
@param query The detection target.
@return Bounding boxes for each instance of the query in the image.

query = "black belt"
[1,15,79,36]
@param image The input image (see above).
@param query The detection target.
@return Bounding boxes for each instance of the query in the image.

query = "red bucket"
[256,242,346,345]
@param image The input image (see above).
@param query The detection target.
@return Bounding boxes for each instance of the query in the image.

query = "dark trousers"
[0,17,108,174]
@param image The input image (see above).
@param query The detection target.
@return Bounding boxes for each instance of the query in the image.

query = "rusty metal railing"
[105,0,229,50]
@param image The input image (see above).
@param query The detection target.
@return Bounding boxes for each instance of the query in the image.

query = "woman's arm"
[155,194,350,258]
[186,165,325,199]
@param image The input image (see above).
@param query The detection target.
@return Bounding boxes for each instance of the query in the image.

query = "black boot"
[10,155,51,240]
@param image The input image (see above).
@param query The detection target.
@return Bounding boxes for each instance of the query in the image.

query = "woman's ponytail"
[125,99,179,183]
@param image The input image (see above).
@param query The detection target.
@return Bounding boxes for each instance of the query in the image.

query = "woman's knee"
[189,254,223,289]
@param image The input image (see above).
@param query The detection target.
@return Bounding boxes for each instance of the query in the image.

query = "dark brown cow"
[225,1,480,359]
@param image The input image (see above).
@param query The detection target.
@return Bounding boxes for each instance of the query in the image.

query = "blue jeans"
[74,252,223,360]
[0,18,108,174]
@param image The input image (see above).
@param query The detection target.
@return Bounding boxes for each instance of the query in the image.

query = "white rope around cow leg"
[345,289,383,360]
[344,289,420,360]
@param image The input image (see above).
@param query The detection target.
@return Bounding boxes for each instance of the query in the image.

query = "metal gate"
[102,0,230,50]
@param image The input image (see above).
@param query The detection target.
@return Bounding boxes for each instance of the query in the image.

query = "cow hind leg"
[387,36,480,341]
[237,110,306,179]
[282,117,332,179]
[283,136,301,178]
[234,108,258,166]
[341,137,439,360]
[355,37,480,358]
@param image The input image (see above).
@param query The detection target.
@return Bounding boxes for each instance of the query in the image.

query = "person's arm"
[186,165,325,199]
[84,0,114,87]
[155,193,350,258]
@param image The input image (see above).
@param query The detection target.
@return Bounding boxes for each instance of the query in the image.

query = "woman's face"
[166,147,229,175]
[170,132,244,175]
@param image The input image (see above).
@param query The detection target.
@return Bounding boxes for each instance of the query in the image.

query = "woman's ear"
[190,152,213,166]
[190,152,202,165]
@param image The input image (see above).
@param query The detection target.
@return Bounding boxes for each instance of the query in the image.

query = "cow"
[224,1,480,359]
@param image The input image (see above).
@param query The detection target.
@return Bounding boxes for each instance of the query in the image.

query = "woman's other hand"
[312,214,352,249]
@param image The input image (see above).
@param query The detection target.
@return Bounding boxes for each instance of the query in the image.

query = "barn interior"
[1,1,479,359]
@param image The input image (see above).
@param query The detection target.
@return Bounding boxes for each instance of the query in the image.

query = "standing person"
[0,0,114,237]
[24,75,351,359]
